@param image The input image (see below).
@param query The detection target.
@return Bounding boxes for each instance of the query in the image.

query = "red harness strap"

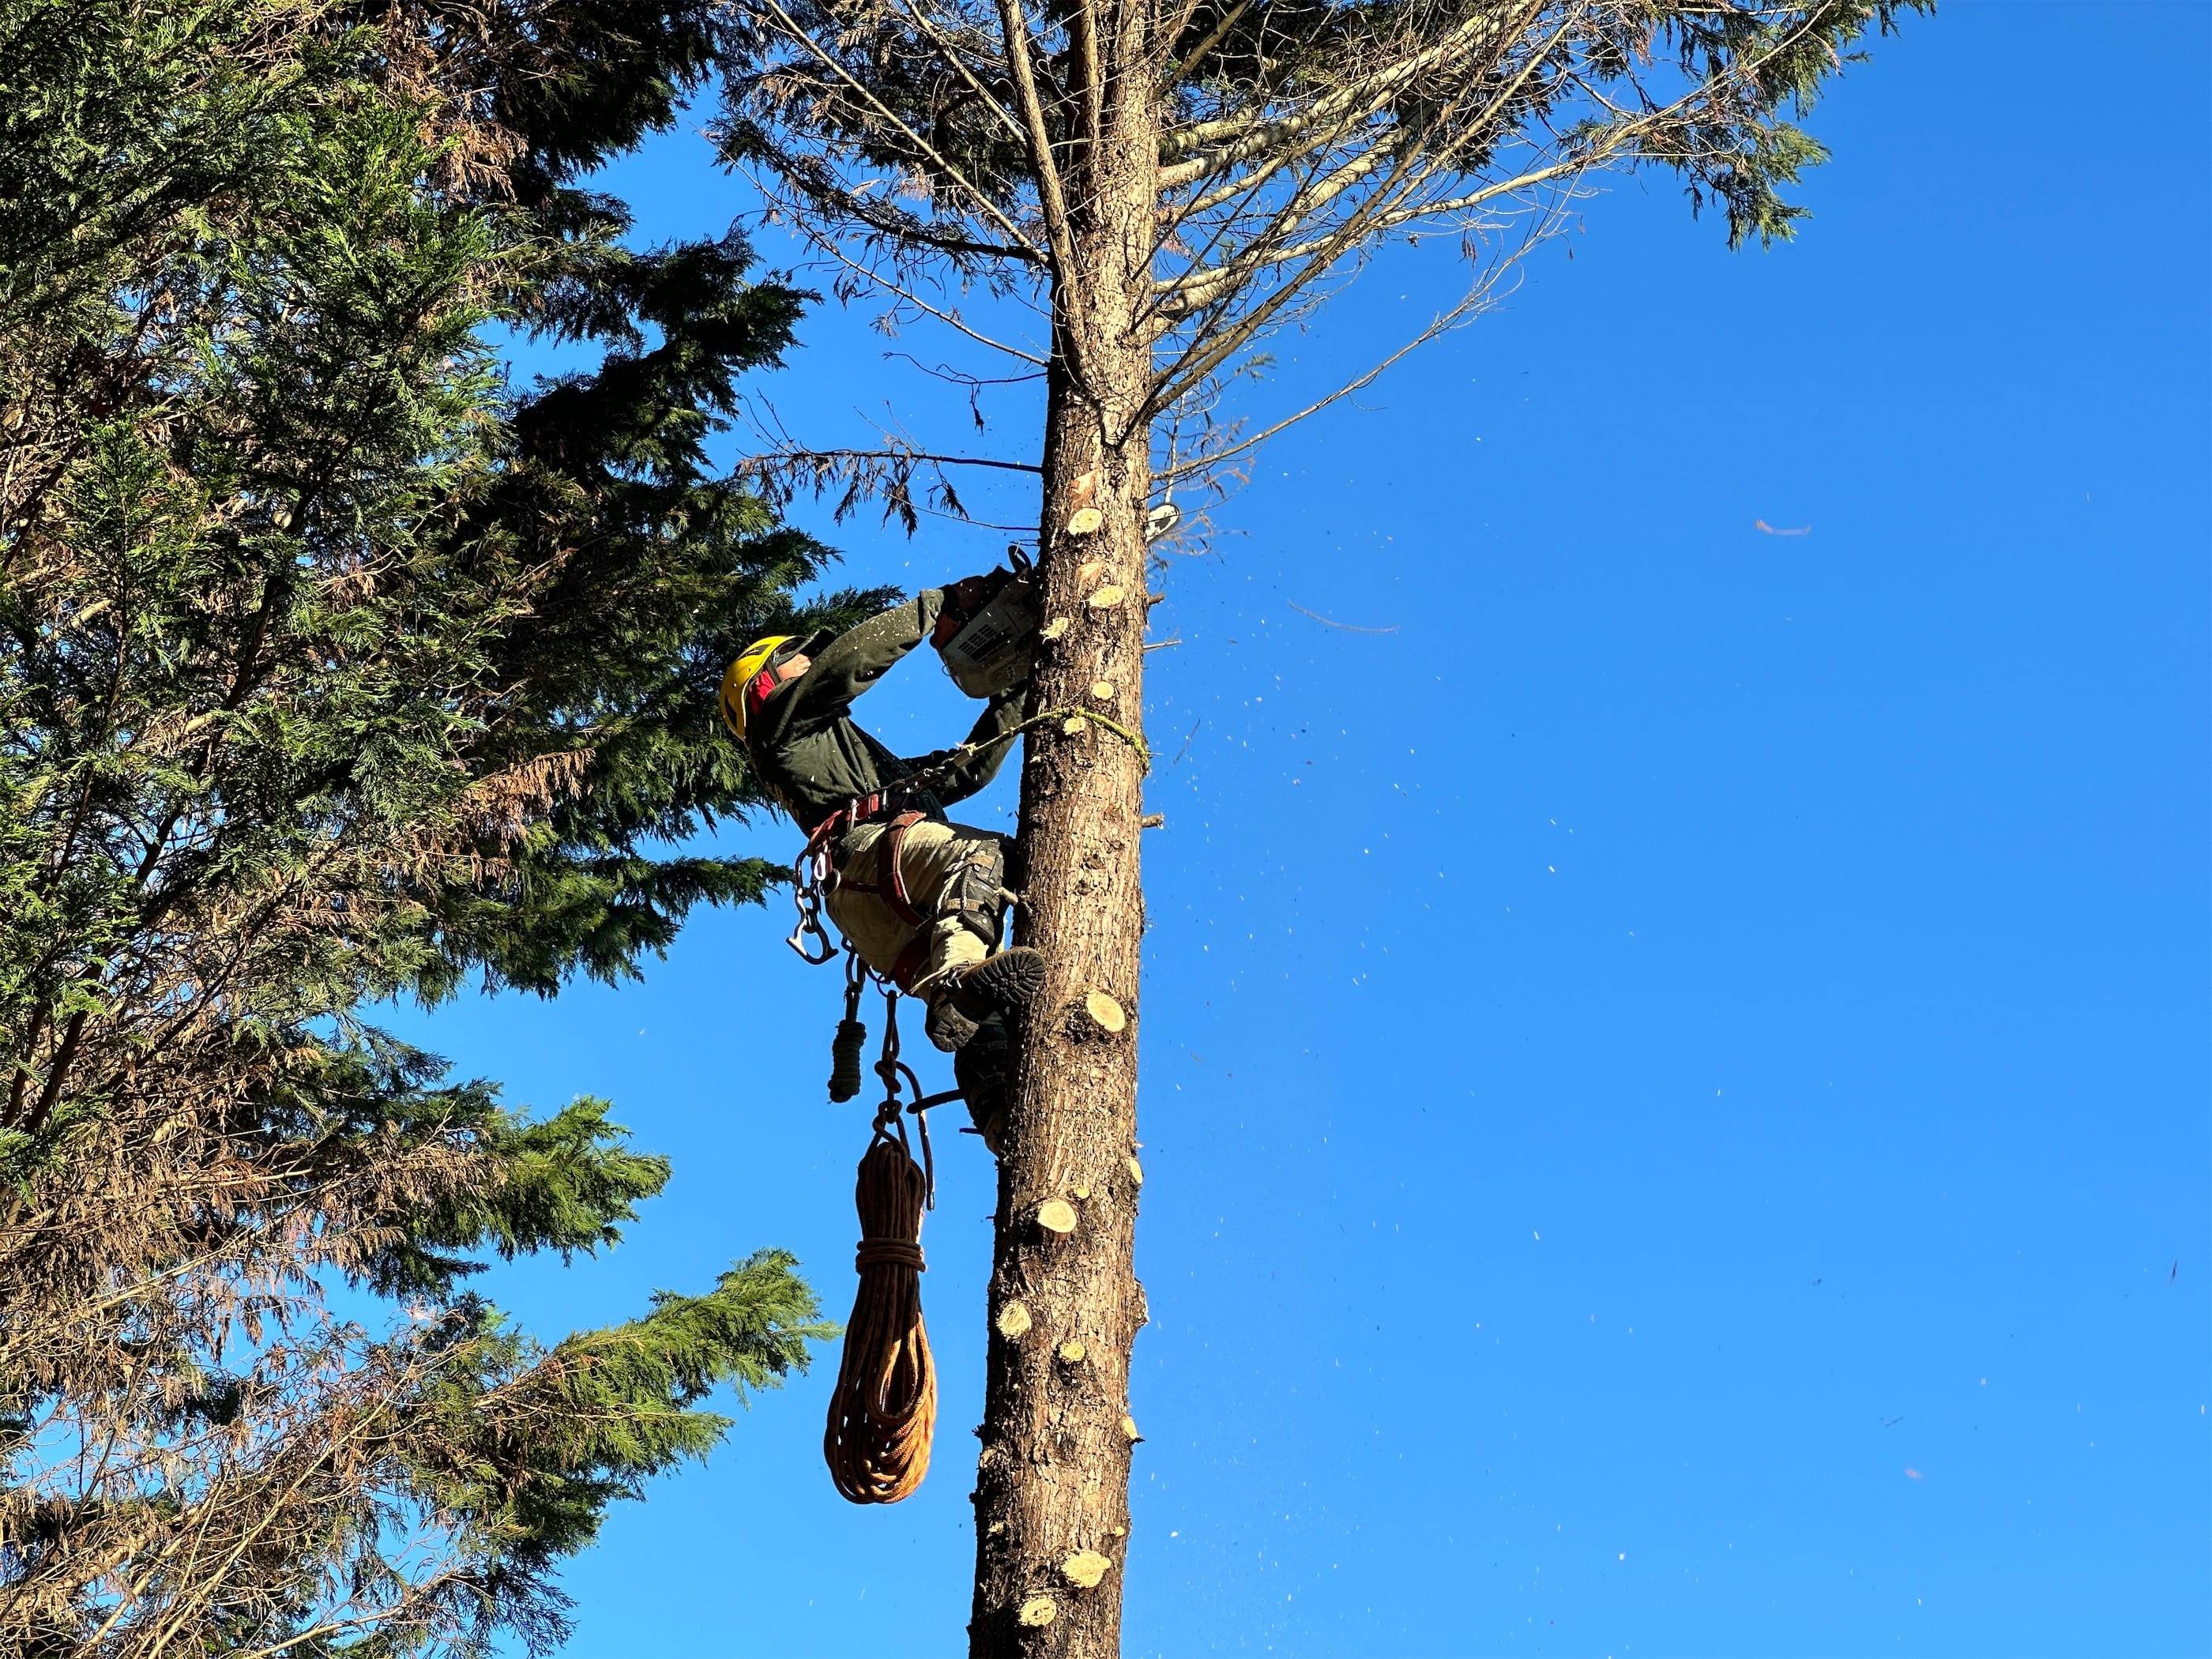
[889,934,933,993]
[885,811,927,924]
[841,809,927,928]
[802,794,884,862]
[802,803,940,988]
[809,802,931,937]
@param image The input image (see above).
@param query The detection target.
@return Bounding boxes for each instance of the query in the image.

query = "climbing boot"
[923,946,1045,1052]
[924,998,980,1053]
[953,1012,1012,1154]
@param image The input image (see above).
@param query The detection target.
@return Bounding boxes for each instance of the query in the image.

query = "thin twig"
[1284,601,1398,634]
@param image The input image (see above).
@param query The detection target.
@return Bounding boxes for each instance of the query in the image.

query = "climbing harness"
[833,809,929,928]
[784,792,901,966]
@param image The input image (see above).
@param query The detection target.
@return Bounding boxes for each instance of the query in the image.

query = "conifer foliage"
[0,3,860,1650]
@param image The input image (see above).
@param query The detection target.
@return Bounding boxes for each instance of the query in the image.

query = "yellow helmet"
[720,634,796,739]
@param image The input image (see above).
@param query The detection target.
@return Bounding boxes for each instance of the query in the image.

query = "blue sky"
[391,6,2210,1654]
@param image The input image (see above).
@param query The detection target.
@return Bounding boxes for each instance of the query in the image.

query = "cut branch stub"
[1018,1597,1056,1628]
[1089,679,1114,701]
[1057,1339,1085,1364]
[1061,1552,1113,1589]
[1088,584,1124,608]
[1083,990,1127,1034]
[1035,1198,1078,1235]
[1066,506,1104,536]
[1040,616,1070,641]
[996,1300,1033,1339]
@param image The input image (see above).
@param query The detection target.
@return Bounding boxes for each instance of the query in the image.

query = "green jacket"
[745,589,1023,832]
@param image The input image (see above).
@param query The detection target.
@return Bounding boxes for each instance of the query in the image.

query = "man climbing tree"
[714,0,1924,1650]
[720,571,1048,1148]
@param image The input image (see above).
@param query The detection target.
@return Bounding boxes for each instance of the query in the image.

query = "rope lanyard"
[823,974,941,1504]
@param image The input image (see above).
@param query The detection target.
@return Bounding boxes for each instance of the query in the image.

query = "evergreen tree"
[713,0,1925,1649]
[0,3,873,1650]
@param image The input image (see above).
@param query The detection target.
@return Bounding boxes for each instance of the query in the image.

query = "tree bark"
[969,32,1159,1656]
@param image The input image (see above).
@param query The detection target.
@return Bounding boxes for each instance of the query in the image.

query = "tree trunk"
[969,40,1159,1656]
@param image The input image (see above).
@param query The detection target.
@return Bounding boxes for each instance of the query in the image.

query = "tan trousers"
[826,818,1008,997]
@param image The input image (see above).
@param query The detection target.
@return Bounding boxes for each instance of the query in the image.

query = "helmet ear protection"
[720,634,798,738]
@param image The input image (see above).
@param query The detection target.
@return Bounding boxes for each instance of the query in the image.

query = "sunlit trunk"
[969,25,1160,1652]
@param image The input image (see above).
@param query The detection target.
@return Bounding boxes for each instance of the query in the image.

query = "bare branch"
[891,0,1033,149]
[739,435,1042,534]
[752,0,1044,255]
[995,0,1087,295]
[1157,284,1489,476]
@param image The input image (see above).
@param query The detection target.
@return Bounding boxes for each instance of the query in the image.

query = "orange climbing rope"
[822,988,938,1504]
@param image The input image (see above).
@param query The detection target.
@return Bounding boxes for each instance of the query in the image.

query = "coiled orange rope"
[822,1121,937,1503]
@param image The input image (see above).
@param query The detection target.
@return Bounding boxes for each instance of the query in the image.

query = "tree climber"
[720,576,1044,1150]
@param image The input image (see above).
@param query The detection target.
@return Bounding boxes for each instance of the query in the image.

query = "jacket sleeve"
[777,590,946,731]
[905,690,1025,806]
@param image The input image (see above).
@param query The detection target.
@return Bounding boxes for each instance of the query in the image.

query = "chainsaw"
[935,547,1041,699]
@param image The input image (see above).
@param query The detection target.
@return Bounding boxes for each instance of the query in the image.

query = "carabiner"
[784,852,839,965]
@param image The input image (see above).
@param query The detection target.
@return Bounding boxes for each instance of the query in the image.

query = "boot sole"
[957,946,1045,1017]
[925,999,980,1053]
